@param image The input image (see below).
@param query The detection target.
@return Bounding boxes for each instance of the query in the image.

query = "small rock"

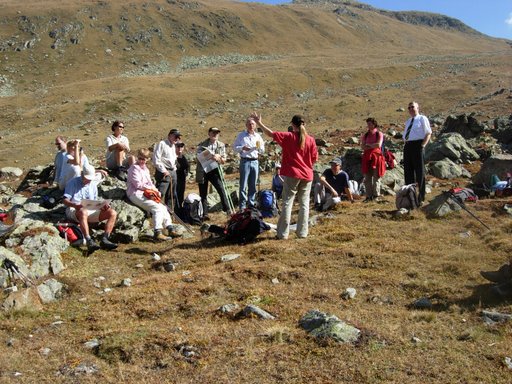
[221,253,240,262]
[152,253,161,261]
[411,336,422,344]
[51,320,64,326]
[341,287,357,300]
[238,304,276,320]
[39,347,51,356]
[459,231,471,238]
[120,278,132,287]
[6,338,15,346]
[84,339,100,349]
[412,297,432,309]
[218,303,240,314]
[163,261,176,272]
[271,278,280,284]
[504,356,512,370]
[103,288,112,293]
[135,263,144,268]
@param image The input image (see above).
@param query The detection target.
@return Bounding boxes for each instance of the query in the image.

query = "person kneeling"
[127,149,180,241]
[314,158,354,211]
[62,165,118,253]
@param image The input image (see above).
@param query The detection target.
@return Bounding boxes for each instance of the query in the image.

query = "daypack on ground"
[257,189,278,218]
[449,187,478,203]
[225,207,270,244]
[396,184,420,210]
[56,222,84,247]
[182,193,203,225]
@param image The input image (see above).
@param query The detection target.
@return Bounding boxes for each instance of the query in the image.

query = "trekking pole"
[217,165,236,215]
[165,173,194,235]
[446,192,491,231]
[2,258,34,286]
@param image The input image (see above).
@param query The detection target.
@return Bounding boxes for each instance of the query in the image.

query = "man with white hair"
[63,165,118,252]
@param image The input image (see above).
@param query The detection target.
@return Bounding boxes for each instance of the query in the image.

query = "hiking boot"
[199,223,210,238]
[480,264,511,283]
[154,232,171,242]
[166,225,182,238]
[87,238,100,253]
[363,197,373,203]
[100,236,118,250]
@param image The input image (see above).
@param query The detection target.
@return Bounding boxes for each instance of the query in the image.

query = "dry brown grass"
[1,192,512,383]
[1,0,512,382]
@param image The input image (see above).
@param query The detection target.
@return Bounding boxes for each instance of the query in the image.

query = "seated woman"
[126,149,179,241]
[106,120,135,179]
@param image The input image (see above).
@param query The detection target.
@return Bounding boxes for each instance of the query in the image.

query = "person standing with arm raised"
[402,101,432,204]
[251,112,318,239]
[233,117,265,210]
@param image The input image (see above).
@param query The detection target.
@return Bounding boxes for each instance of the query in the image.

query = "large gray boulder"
[429,158,471,179]
[380,166,405,191]
[299,309,361,344]
[37,278,65,303]
[472,154,512,185]
[441,114,485,139]
[424,192,463,218]
[492,115,512,144]
[99,176,127,200]
[2,287,43,312]
[424,133,479,164]
[21,231,67,278]
[0,167,23,179]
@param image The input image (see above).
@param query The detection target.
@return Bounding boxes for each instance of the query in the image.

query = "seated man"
[62,165,118,252]
[58,139,90,191]
[53,135,67,185]
[313,158,354,211]
[272,163,284,200]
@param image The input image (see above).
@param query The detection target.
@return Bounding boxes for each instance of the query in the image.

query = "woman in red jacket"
[360,117,386,202]
[251,112,318,239]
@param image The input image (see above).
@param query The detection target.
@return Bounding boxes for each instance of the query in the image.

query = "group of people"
[53,101,433,251]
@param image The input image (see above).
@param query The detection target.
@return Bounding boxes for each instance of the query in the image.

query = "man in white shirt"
[233,117,265,210]
[153,128,181,210]
[403,101,432,203]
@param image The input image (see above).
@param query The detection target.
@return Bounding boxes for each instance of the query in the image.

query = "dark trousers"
[198,168,230,216]
[155,169,177,210]
[176,174,186,216]
[403,140,426,202]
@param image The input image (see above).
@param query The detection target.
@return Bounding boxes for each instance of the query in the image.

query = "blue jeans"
[239,159,258,209]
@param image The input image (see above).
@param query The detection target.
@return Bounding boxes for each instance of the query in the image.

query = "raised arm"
[250,112,274,138]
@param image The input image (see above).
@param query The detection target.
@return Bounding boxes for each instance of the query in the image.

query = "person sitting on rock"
[480,260,512,298]
[313,158,354,211]
[62,164,118,252]
[105,120,134,180]
[272,163,284,200]
[127,149,180,241]
[58,139,90,191]
[52,135,67,186]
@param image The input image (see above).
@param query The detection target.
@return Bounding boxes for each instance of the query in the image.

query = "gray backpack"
[396,184,420,210]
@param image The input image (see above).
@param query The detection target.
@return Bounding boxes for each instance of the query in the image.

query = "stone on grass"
[238,304,275,320]
[299,309,360,344]
[218,303,240,314]
[412,297,432,309]
[0,167,23,178]
[37,279,64,303]
[2,287,43,312]
[341,287,357,300]
[220,253,240,262]
[481,310,512,324]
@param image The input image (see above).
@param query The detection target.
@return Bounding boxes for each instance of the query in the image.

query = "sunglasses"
[408,106,415,110]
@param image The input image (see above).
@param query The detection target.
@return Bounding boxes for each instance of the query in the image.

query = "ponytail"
[299,124,307,150]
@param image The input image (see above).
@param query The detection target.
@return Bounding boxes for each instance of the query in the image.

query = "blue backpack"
[257,189,278,218]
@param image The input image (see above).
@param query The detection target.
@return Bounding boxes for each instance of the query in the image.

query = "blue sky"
[239,1,512,40]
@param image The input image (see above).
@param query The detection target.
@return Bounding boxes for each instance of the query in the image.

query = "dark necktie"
[404,117,415,141]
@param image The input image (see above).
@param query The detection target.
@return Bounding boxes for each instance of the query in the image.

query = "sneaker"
[87,238,100,253]
[199,223,210,237]
[100,236,118,250]
[154,233,171,242]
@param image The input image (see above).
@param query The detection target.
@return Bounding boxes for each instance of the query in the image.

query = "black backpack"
[225,208,270,244]
[182,193,204,225]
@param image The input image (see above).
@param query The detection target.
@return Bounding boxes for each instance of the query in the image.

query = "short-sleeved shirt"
[64,176,99,205]
[58,154,90,190]
[403,115,432,142]
[106,134,130,162]
[272,131,318,181]
[322,169,349,195]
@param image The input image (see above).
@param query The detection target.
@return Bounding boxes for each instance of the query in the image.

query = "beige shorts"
[66,207,102,223]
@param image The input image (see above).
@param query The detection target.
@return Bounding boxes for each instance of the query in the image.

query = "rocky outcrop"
[473,154,512,185]
[425,133,479,164]
[440,114,486,139]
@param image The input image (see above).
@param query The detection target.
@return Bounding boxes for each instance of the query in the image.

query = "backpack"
[225,208,270,244]
[257,189,278,218]
[56,222,85,247]
[182,193,204,225]
[396,184,420,210]
[450,188,478,203]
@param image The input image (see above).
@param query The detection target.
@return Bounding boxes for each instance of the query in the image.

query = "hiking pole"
[2,258,34,286]
[217,164,236,215]
[164,173,194,235]
[446,192,491,231]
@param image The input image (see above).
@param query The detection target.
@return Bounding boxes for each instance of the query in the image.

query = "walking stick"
[217,164,236,214]
[445,191,491,231]
[166,173,195,234]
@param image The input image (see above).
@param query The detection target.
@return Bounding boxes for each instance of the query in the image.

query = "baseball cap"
[176,142,185,148]
[209,127,221,133]
[169,129,182,137]
[329,158,342,166]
